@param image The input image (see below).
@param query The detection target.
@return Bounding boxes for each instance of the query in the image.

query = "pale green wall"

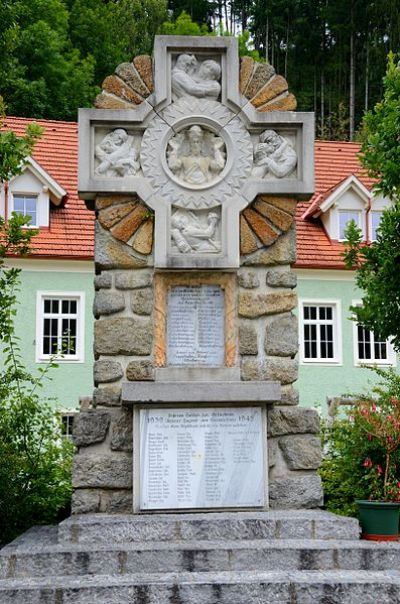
[12,263,94,411]
[296,270,397,413]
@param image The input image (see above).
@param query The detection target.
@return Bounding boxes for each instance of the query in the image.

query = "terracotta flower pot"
[356,500,400,541]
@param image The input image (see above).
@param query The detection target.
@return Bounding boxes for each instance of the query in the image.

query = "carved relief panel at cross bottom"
[78,36,315,268]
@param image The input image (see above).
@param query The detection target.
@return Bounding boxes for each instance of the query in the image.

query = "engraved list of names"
[167,285,224,366]
[139,407,265,510]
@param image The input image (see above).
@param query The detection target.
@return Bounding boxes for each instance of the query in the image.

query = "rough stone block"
[239,291,297,318]
[94,91,133,109]
[237,270,260,289]
[269,474,323,508]
[240,214,259,255]
[95,223,147,270]
[258,195,297,216]
[110,408,133,452]
[280,386,299,406]
[93,291,125,316]
[132,218,154,255]
[115,270,152,289]
[133,55,153,92]
[98,202,136,230]
[258,92,297,112]
[239,322,258,355]
[268,438,278,467]
[71,489,100,514]
[239,56,254,94]
[253,198,294,232]
[126,360,155,381]
[242,207,278,246]
[268,407,320,437]
[265,314,298,357]
[266,270,297,288]
[110,205,148,243]
[94,273,112,290]
[102,75,143,104]
[131,288,153,315]
[73,454,132,489]
[251,75,289,108]
[93,359,123,384]
[95,317,152,355]
[93,386,121,407]
[106,489,133,513]
[245,62,275,99]
[115,62,150,97]
[279,435,322,470]
[73,410,110,447]
[242,228,296,266]
[265,358,298,384]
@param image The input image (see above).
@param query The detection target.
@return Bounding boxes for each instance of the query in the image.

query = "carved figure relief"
[252,129,297,179]
[171,54,221,101]
[94,128,140,177]
[171,208,221,254]
[167,125,226,187]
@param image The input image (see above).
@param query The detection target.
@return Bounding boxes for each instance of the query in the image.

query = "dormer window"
[13,194,38,226]
[0,157,66,228]
[338,210,361,241]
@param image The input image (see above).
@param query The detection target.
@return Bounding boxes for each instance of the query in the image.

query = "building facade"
[2,122,395,418]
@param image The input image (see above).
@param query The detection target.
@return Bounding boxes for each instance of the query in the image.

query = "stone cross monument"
[75,36,322,514]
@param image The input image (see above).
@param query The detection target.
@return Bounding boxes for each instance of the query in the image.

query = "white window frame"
[36,291,85,363]
[299,299,342,365]
[338,209,362,241]
[352,300,396,366]
[369,210,383,242]
[60,411,78,439]
[11,193,39,227]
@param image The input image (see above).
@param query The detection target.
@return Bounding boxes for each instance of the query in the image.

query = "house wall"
[295,268,398,412]
[6,259,94,411]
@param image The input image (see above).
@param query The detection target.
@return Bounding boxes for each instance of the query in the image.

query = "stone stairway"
[1,510,400,603]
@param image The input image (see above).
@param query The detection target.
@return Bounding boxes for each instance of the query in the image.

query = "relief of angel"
[167,125,226,186]
[94,128,140,177]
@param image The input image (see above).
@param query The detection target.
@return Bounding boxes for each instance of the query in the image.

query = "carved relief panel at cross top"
[78,36,314,268]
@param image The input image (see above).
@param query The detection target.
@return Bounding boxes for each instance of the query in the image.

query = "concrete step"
[58,510,360,544]
[2,526,399,579]
[1,569,400,603]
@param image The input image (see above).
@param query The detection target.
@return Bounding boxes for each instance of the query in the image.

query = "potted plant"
[353,369,400,540]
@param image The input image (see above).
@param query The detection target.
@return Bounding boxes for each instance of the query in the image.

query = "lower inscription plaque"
[139,407,265,510]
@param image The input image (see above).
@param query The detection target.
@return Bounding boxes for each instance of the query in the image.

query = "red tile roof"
[3,120,373,269]
[296,140,375,269]
[3,117,94,260]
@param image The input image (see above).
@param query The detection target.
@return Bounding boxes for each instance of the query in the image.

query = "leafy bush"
[0,249,74,546]
[319,367,400,516]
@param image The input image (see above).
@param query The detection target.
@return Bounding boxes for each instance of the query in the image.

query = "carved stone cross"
[79,36,314,268]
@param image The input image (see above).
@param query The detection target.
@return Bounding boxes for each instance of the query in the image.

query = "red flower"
[377,465,383,475]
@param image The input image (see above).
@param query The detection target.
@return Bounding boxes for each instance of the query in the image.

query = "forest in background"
[1,0,399,140]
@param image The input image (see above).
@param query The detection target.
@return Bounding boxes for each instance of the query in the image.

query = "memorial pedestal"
[123,381,280,512]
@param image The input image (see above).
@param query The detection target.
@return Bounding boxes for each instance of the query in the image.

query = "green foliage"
[343,55,400,351]
[360,53,400,200]
[343,198,400,353]
[0,107,43,182]
[161,10,210,35]
[0,118,73,546]
[320,367,400,515]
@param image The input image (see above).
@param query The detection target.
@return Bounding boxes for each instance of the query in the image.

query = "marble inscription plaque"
[167,285,224,366]
[140,407,265,510]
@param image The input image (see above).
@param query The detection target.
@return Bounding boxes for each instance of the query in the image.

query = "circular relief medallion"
[165,124,226,189]
[141,98,253,210]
